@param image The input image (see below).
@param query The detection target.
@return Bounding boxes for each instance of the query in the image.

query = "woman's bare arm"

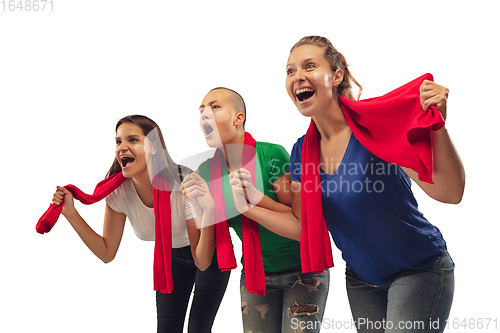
[403,80,465,204]
[230,173,301,241]
[53,186,126,263]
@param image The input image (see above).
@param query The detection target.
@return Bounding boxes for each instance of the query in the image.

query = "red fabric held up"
[300,73,445,274]
[36,172,177,294]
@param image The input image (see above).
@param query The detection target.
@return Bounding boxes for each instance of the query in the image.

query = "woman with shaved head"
[182,88,329,333]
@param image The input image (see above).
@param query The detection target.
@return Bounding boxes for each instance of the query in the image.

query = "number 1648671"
[1,0,53,11]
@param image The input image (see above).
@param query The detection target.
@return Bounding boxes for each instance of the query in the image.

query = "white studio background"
[1,1,498,332]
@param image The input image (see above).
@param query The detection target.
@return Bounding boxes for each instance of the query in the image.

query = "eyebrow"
[199,99,220,110]
[115,134,140,140]
[287,57,315,68]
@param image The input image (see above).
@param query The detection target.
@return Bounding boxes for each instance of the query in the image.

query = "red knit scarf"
[300,73,445,273]
[210,132,266,295]
[36,172,176,294]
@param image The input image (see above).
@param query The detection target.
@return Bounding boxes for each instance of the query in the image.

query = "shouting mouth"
[120,155,136,169]
[295,87,315,103]
[203,123,214,138]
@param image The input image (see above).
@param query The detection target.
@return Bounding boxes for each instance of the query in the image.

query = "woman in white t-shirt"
[51,115,230,333]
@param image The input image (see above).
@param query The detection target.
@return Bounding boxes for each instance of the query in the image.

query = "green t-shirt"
[198,141,301,273]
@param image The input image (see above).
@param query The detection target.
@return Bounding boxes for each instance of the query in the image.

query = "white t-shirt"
[105,178,194,248]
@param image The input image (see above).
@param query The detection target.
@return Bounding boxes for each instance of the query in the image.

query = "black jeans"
[156,246,230,333]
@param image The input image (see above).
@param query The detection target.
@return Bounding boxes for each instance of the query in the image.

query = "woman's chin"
[121,165,139,179]
[205,137,223,149]
[121,169,133,178]
[297,106,317,118]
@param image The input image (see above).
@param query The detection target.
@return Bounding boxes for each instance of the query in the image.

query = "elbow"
[442,195,462,205]
[448,190,464,205]
[437,183,465,205]
[449,176,466,204]
[434,190,463,205]
[101,254,115,264]
[194,260,210,272]
[432,172,466,204]
[192,253,211,271]
[450,189,464,204]
[451,167,466,204]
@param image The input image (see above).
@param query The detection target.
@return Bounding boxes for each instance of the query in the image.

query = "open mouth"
[120,156,136,169]
[203,123,214,137]
[296,88,315,102]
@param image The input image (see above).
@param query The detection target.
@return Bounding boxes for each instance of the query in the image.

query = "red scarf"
[300,122,335,273]
[210,132,266,295]
[340,73,445,183]
[36,172,176,294]
[300,73,445,273]
[36,172,127,234]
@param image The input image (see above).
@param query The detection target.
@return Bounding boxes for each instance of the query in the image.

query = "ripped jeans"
[240,269,329,333]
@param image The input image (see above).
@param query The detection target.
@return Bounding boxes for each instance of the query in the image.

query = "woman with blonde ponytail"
[285,35,464,333]
[231,35,464,332]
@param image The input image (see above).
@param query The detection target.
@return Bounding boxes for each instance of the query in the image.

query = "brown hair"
[291,36,362,100]
[106,115,190,184]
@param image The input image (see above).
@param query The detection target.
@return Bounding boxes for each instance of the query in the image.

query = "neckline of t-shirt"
[319,132,355,179]
[128,178,155,210]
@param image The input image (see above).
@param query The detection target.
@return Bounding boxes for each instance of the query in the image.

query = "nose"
[293,69,306,84]
[293,68,306,83]
[200,107,212,120]
[116,141,129,152]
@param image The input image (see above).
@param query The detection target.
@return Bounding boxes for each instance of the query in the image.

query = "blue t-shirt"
[290,132,445,285]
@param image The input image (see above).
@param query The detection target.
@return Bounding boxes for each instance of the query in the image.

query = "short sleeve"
[105,191,124,213]
[265,144,290,183]
[289,137,304,183]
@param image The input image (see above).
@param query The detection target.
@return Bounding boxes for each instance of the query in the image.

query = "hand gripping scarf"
[210,132,266,295]
[36,172,176,294]
[301,73,445,273]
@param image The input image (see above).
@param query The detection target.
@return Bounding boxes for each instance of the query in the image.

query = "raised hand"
[420,80,449,120]
[52,186,75,217]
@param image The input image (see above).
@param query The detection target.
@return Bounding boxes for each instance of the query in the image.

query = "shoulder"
[256,141,289,158]
[106,178,134,212]
[289,135,306,182]
[290,135,306,163]
[107,178,133,198]
[291,135,305,153]
[256,141,285,150]
[197,157,215,180]
[255,141,291,182]
[198,157,214,171]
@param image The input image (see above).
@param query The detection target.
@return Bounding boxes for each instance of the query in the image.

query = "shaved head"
[209,87,246,128]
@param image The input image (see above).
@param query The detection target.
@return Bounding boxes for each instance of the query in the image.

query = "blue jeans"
[156,245,230,333]
[240,269,330,333]
[346,249,455,333]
